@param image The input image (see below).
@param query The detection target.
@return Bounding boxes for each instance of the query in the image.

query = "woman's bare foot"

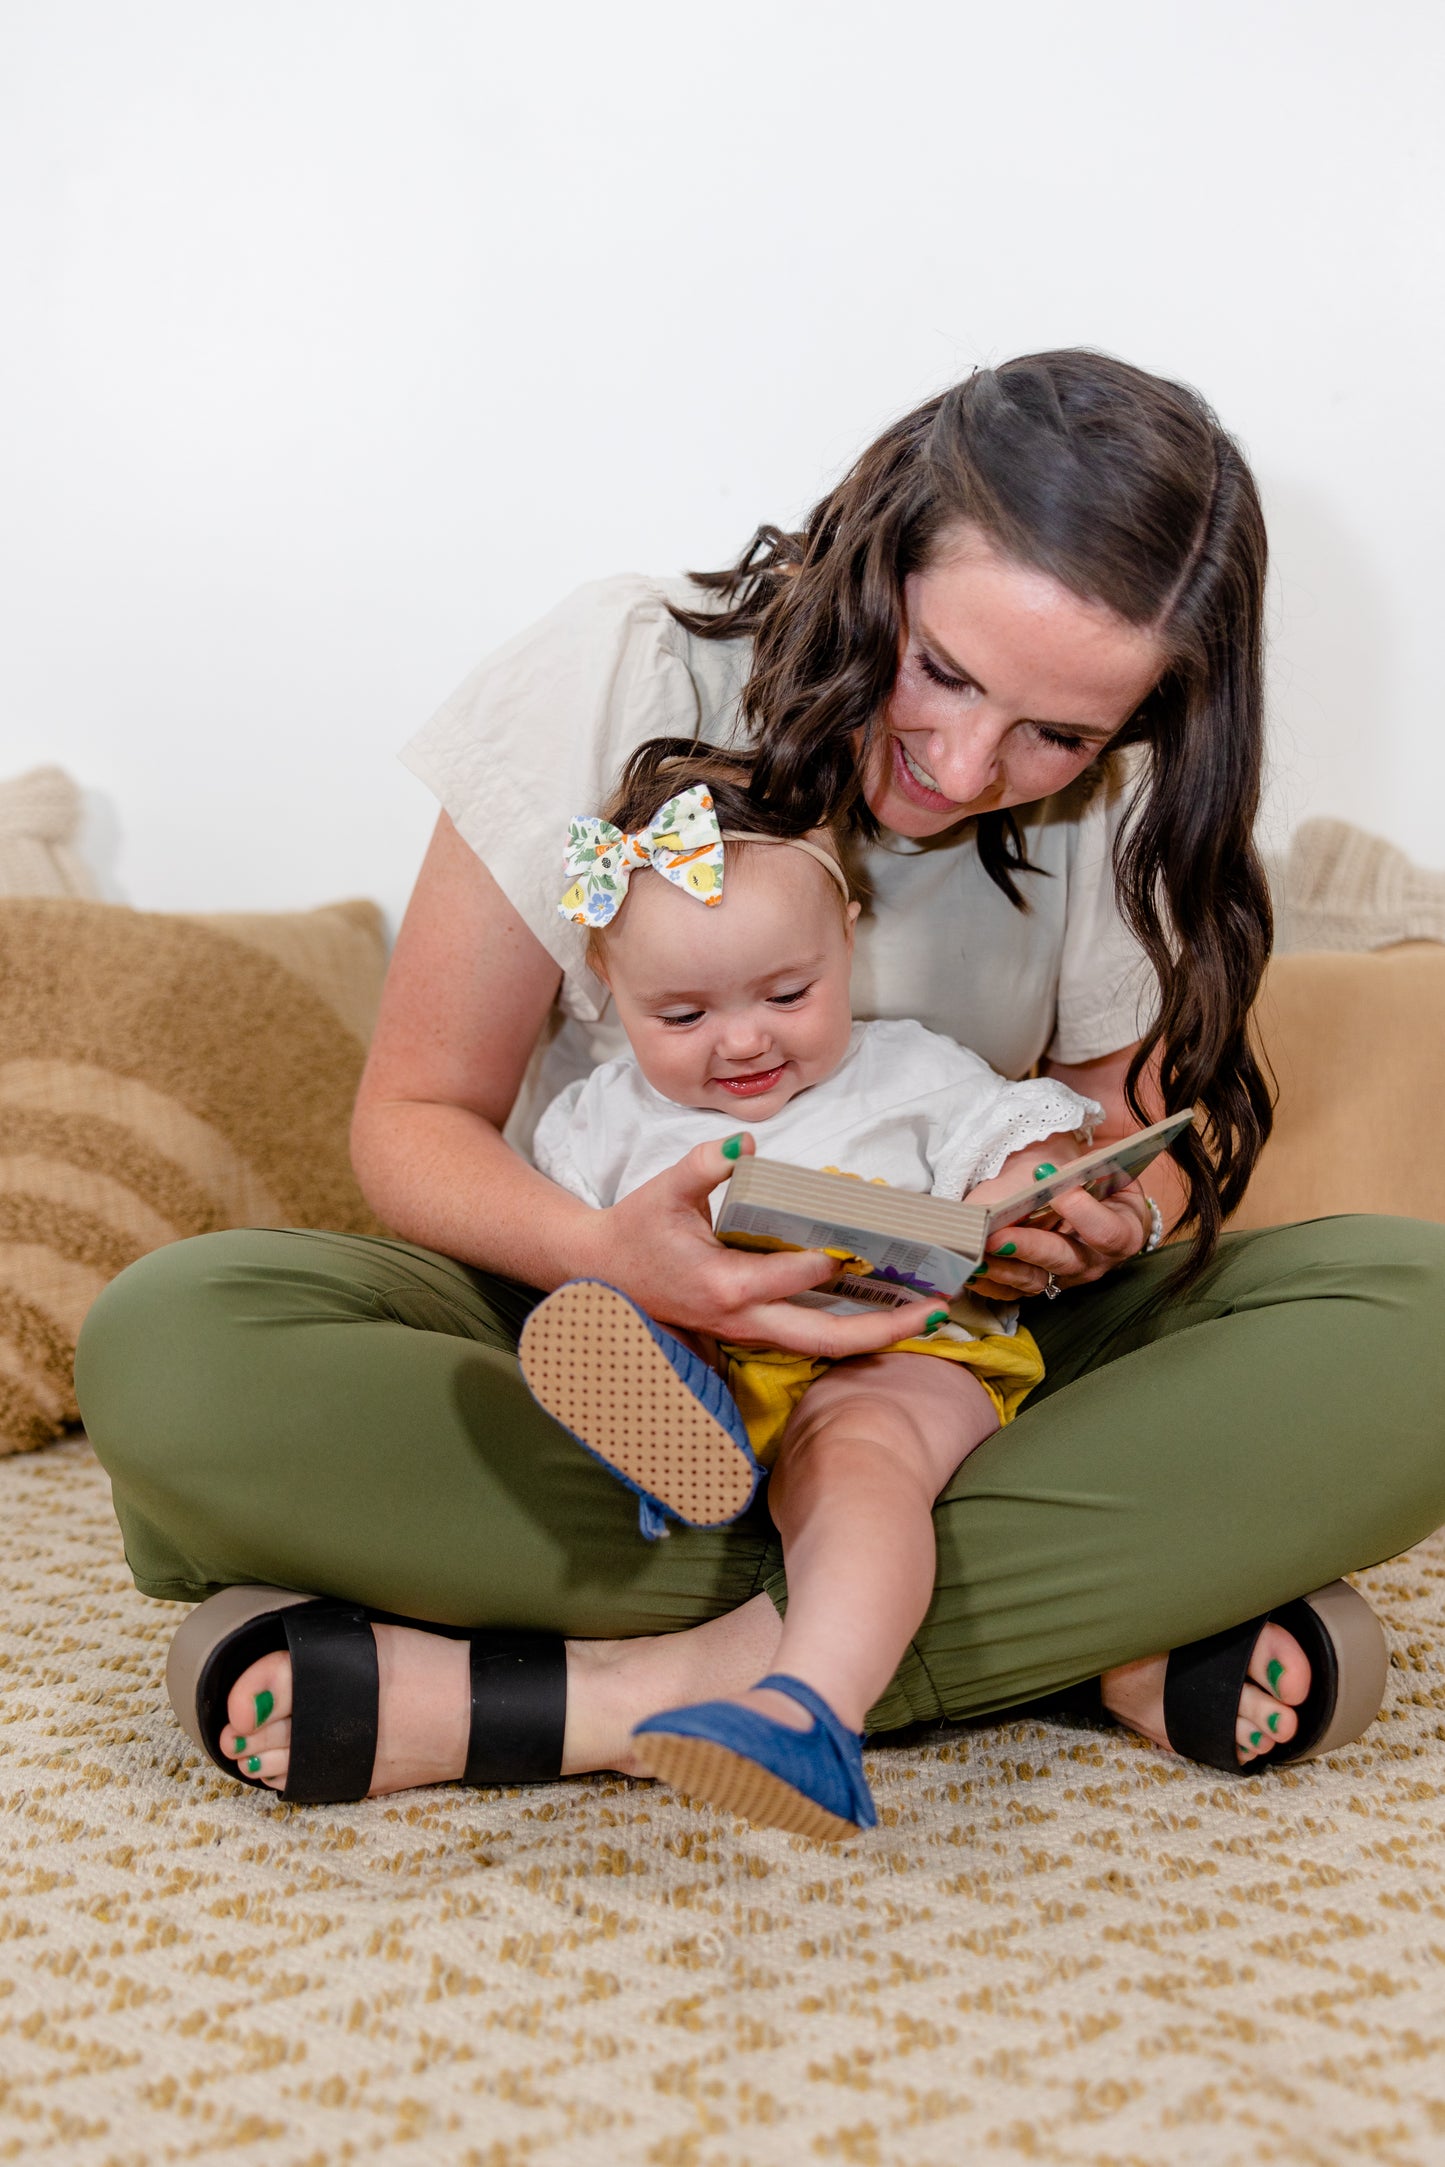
[219,1595,786,1795]
[221,1626,471,1792]
[1101,1621,1310,1766]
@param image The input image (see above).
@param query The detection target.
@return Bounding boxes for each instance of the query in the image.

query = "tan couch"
[2,768,1442,1455]
[1234,943,1445,1231]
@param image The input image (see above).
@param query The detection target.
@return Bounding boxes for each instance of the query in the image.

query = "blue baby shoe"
[631,1673,877,1839]
[518,1280,763,1540]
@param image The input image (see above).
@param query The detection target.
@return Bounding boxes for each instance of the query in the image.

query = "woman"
[76,351,1445,1805]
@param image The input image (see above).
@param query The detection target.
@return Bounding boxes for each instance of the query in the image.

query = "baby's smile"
[711,1061,791,1102]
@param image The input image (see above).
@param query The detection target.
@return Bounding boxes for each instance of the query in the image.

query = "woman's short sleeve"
[400,576,743,1025]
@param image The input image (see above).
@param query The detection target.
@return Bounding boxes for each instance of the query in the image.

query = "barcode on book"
[826,1275,914,1309]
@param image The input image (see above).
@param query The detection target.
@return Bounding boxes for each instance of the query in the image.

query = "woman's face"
[863,526,1168,839]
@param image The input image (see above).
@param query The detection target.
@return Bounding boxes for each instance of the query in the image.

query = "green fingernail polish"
[721,1135,743,1161]
[924,1310,948,1335]
[246,1756,262,1774]
[969,1265,987,1280]
[232,1736,246,1752]
[1267,1712,1280,1733]
[1266,1659,1283,1691]
[1033,1163,1057,1181]
[999,1242,1017,1258]
[254,1689,274,1725]
[1249,1731,1262,1747]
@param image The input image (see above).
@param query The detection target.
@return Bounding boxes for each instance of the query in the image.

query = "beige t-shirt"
[401,574,1156,1151]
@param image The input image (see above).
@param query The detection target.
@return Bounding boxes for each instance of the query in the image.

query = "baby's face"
[599,844,858,1121]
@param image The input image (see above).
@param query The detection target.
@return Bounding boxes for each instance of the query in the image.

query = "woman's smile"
[891,734,967,814]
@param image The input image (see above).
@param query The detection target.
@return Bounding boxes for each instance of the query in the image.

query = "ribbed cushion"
[0,767,98,900]
[0,896,388,1456]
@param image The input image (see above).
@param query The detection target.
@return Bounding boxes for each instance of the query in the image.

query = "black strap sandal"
[1161,1578,1389,1776]
[1047,1578,1390,1773]
[165,1584,567,1803]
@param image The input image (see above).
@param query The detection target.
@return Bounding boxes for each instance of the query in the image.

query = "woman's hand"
[575,1134,943,1358]
[962,1039,1189,1302]
[965,1178,1153,1301]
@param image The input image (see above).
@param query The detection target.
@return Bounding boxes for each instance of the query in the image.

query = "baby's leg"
[759,1353,999,1733]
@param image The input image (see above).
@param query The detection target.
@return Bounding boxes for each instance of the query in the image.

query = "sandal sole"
[520,1282,757,1526]
[634,1730,862,1842]
[1285,1579,1390,1761]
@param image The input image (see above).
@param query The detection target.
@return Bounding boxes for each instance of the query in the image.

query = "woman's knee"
[1317,1213,1445,1325]
[1289,1211,1445,1267]
[75,1232,276,1476]
[1345,1214,1445,1308]
[1224,1212,1445,1318]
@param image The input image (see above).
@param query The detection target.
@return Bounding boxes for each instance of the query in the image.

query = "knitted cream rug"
[2,1442,1443,2167]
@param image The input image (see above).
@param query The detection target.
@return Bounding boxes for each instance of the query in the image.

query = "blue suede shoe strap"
[755,1673,859,1738]
[633,1676,876,1829]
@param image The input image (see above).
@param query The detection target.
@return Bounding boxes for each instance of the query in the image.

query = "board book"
[714,1109,1196,1323]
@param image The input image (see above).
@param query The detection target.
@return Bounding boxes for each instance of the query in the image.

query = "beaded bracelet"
[1142,1194,1165,1254]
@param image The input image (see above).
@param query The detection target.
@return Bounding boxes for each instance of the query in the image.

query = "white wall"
[2,0,1441,927]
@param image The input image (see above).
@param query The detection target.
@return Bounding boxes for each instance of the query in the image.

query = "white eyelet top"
[534,1019,1102,1217]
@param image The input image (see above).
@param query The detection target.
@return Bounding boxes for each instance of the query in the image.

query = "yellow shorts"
[720,1326,1045,1468]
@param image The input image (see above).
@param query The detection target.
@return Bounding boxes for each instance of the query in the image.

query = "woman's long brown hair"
[671,350,1274,1284]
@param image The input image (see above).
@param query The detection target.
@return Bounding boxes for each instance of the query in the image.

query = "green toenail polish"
[1249,1731,1262,1747]
[1266,1659,1284,1692]
[246,1757,262,1774]
[999,1242,1017,1258]
[1267,1712,1280,1733]
[232,1736,246,1752]
[721,1134,743,1160]
[1033,1163,1057,1181]
[923,1310,948,1335]
[254,1689,274,1725]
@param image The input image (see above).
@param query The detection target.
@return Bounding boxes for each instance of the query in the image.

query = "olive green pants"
[74,1216,1445,1734]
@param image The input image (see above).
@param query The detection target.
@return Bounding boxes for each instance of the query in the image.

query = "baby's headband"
[558,783,850,931]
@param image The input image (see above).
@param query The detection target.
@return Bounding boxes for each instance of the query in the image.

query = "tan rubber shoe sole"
[519,1282,758,1526]
[633,1730,862,1843]
[1288,1579,1391,1760]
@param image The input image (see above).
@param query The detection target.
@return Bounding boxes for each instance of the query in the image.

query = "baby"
[520,739,1101,1840]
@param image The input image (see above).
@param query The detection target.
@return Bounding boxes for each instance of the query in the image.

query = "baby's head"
[565,739,860,1122]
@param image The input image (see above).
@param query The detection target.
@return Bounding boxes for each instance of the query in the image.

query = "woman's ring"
[1043,1273,1061,1300]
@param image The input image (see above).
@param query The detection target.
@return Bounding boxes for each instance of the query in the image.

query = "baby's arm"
[960,1126,1087,1213]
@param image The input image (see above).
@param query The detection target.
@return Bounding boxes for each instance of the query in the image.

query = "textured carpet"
[2,1442,1444,2166]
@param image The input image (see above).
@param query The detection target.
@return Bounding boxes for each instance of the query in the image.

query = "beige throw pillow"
[0,767,99,899]
[0,897,388,1456]
[1271,818,1445,954]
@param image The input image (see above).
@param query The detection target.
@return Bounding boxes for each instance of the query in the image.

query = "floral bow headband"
[558,784,849,930]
